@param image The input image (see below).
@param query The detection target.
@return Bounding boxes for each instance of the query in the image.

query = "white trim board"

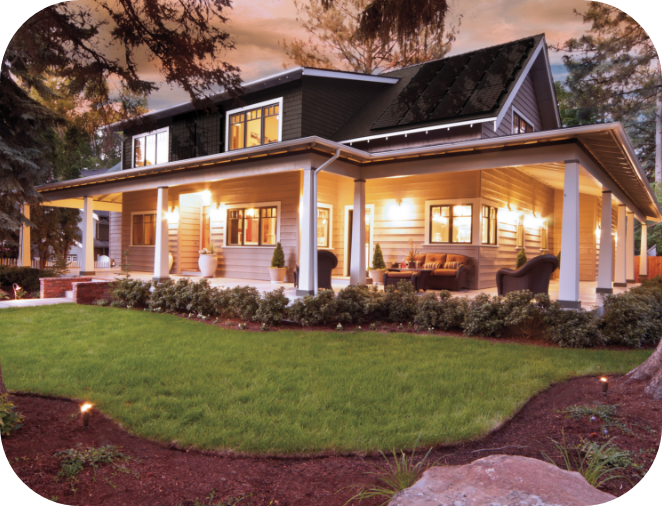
[224,97,283,153]
[343,204,375,276]
[131,127,169,169]
[512,106,536,133]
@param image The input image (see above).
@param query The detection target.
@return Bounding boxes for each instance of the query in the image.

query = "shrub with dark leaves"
[335,284,385,324]
[546,306,604,348]
[383,281,418,323]
[502,290,556,338]
[600,291,662,347]
[254,287,290,326]
[462,293,506,337]
[148,279,191,313]
[227,285,261,321]
[112,278,151,308]
[286,289,337,326]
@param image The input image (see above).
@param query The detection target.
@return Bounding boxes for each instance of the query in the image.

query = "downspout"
[311,148,341,293]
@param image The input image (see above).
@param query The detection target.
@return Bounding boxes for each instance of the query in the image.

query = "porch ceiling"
[515,162,603,199]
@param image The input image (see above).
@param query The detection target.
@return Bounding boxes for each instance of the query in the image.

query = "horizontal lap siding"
[179,195,201,273]
[482,73,543,139]
[317,171,347,277]
[109,212,122,264]
[480,168,554,289]
[365,171,481,287]
[121,190,158,273]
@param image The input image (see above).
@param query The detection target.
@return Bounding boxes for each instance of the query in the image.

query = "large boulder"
[389,455,615,506]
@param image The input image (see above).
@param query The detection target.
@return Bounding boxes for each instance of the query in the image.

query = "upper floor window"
[513,111,533,135]
[134,128,169,167]
[430,205,472,244]
[227,99,282,151]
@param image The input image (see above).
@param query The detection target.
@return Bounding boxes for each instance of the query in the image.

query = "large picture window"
[227,206,277,246]
[482,205,498,245]
[430,205,472,244]
[229,102,280,151]
[133,129,169,167]
[132,213,156,246]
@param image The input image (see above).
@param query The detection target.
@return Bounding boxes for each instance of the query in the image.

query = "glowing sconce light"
[595,222,601,243]
[210,203,224,222]
[166,206,180,225]
[501,205,519,226]
[200,190,212,206]
[524,212,543,230]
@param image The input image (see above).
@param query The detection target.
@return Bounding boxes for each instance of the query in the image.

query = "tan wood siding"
[179,193,202,273]
[109,211,122,265]
[121,190,158,273]
[479,168,555,289]
[482,73,543,139]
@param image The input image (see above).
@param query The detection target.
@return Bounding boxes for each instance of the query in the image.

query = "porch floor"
[72,269,635,309]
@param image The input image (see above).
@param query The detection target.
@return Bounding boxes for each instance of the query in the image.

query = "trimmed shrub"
[600,292,662,347]
[502,290,556,339]
[372,243,386,270]
[335,284,385,324]
[546,306,604,348]
[0,265,57,293]
[227,285,261,321]
[254,288,290,326]
[383,280,418,323]
[413,291,467,331]
[271,242,286,268]
[182,279,218,317]
[0,394,24,436]
[287,289,337,326]
[516,249,527,269]
[112,278,151,308]
[149,279,191,313]
[462,293,506,337]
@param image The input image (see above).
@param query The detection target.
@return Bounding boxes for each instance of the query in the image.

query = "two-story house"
[31,34,661,308]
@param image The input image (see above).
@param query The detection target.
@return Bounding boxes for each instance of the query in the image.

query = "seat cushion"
[433,269,458,277]
[424,253,447,265]
[386,271,415,278]
[447,254,469,265]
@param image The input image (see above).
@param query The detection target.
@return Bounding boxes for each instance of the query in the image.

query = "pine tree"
[271,243,286,268]
[372,243,386,270]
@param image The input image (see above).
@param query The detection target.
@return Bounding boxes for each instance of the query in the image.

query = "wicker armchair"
[496,254,559,296]
[294,250,339,290]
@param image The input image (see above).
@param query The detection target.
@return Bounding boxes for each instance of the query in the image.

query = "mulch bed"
[0,285,37,300]
[4,375,660,506]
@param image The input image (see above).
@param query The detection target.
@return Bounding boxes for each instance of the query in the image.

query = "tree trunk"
[623,339,662,400]
[656,89,661,183]
[0,362,8,395]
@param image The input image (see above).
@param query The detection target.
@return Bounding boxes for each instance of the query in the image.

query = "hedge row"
[0,265,57,293]
[111,277,662,348]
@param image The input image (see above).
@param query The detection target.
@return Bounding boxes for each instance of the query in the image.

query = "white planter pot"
[169,253,174,271]
[269,267,287,284]
[198,255,218,278]
[369,269,386,285]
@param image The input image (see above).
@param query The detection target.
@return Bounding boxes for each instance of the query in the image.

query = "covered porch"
[32,124,660,309]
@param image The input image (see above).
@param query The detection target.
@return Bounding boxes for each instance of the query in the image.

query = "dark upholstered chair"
[496,254,559,296]
[294,250,339,290]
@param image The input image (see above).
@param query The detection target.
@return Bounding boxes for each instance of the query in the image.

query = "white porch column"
[626,211,635,283]
[18,204,31,267]
[154,187,170,281]
[349,179,366,285]
[614,205,627,287]
[297,167,316,295]
[558,160,581,308]
[80,197,96,275]
[640,222,648,281]
[596,191,613,294]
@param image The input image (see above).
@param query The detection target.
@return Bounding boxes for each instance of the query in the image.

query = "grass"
[0,305,651,454]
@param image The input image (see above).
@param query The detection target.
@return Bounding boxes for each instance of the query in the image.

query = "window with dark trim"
[229,104,279,151]
[134,130,168,167]
[430,204,472,244]
[513,111,534,135]
[482,205,497,245]
[132,213,156,246]
[226,206,277,246]
[317,207,330,248]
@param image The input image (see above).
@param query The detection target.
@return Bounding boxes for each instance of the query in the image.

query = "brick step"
[64,290,74,299]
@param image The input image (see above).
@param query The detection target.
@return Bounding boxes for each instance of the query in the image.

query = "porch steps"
[64,290,74,299]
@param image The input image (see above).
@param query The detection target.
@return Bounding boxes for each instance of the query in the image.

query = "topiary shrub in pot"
[516,248,528,269]
[269,242,287,283]
[369,243,387,284]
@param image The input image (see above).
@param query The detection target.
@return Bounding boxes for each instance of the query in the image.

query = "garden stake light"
[80,403,93,427]
[600,377,609,397]
[12,283,22,299]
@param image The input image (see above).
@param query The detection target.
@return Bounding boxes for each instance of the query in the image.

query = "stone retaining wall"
[40,277,91,299]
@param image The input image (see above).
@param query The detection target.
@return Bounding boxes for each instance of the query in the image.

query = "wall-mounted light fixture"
[166,206,180,225]
[210,203,224,221]
[200,190,212,206]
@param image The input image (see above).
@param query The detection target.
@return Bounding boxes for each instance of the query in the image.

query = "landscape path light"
[80,403,93,427]
[600,376,609,397]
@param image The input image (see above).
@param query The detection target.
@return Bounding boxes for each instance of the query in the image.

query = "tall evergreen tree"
[553,2,661,180]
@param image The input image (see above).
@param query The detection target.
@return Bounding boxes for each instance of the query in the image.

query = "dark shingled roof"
[332,34,544,141]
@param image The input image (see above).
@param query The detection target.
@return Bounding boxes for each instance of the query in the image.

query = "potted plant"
[198,243,218,278]
[404,238,419,268]
[369,243,387,284]
[269,242,288,283]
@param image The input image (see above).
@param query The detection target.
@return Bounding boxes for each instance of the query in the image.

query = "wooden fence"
[635,256,662,282]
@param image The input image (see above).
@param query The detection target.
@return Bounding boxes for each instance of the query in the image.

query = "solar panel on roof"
[476,41,529,89]
[429,88,475,120]
[460,85,504,115]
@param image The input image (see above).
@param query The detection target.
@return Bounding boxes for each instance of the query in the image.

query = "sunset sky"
[1,0,660,112]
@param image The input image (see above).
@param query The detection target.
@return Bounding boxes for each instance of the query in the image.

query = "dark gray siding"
[301,76,391,139]
[482,72,542,138]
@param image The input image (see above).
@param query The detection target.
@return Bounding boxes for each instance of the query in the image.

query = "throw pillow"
[423,262,441,270]
[444,261,461,269]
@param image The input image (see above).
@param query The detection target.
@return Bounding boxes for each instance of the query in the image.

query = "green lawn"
[0,305,650,454]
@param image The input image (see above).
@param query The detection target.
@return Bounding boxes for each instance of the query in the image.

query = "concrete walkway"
[0,298,74,309]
